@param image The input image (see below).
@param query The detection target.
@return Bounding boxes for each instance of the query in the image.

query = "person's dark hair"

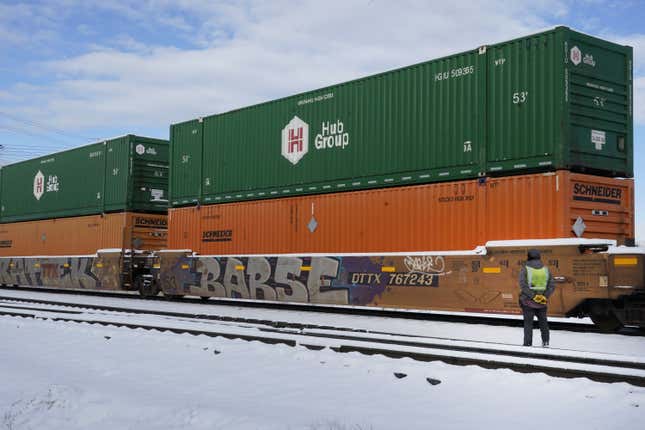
[527,249,541,260]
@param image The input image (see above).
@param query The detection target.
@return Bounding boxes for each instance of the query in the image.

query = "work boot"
[542,342,549,348]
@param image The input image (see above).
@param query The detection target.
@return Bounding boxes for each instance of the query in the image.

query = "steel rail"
[1,301,644,387]
[2,285,639,335]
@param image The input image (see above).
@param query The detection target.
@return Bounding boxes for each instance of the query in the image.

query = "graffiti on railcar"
[160,253,449,306]
[0,253,122,290]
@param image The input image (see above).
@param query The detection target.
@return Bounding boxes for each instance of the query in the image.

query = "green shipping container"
[0,135,169,223]
[170,26,632,206]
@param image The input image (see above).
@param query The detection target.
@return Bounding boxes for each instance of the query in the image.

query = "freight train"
[0,238,643,331]
[0,26,642,331]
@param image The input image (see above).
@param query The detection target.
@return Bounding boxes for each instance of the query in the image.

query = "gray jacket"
[519,259,555,308]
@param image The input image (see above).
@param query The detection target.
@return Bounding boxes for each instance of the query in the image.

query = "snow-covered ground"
[1,296,645,429]
[1,289,643,356]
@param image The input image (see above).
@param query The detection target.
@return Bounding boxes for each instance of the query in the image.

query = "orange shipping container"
[0,212,167,256]
[169,171,634,254]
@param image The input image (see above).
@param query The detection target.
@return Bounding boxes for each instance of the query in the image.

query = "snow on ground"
[1,289,643,356]
[1,314,644,430]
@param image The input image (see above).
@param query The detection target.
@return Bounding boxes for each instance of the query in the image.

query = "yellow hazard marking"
[381,266,396,273]
[63,263,70,268]
[300,266,312,271]
[235,265,245,271]
[34,263,41,268]
[9,263,14,267]
[181,264,190,269]
[614,257,638,266]
[95,263,103,268]
[153,264,161,269]
[483,267,501,274]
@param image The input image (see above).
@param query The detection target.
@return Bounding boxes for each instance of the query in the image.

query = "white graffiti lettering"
[404,255,446,275]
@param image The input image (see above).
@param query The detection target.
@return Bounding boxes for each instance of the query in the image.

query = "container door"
[486,30,563,174]
[129,137,169,212]
[170,120,203,206]
[127,213,168,251]
[565,31,632,177]
[565,172,634,244]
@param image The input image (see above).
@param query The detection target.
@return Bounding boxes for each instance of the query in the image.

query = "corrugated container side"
[0,135,169,223]
[170,120,203,206]
[486,27,632,176]
[483,173,562,240]
[0,142,106,222]
[168,171,633,254]
[0,212,168,256]
[195,49,485,204]
[564,172,634,239]
[486,29,564,173]
[126,212,168,250]
[169,179,486,253]
[565,29,633,177]
[168,206,201,251]
[483,172,633,241]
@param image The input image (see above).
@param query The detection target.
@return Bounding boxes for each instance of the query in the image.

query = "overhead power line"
[0,110,98,142]
[0,124,69,140]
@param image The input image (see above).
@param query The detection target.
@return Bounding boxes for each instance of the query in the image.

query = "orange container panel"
[0,212,167,256]
[168,171,633,254]
[563,173,634,240]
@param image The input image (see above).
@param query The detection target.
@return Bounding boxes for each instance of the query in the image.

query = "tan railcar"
[156,239,645,330]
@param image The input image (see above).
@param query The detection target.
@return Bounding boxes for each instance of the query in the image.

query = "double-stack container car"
[161,26,642,330]
[0,135,169,291]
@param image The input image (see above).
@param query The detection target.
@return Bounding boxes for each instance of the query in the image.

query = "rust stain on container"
[168,171,633,254]
[0,212,167,256]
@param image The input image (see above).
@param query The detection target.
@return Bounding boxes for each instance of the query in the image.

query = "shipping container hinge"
[198,117,204,123]
[478,46,487,55]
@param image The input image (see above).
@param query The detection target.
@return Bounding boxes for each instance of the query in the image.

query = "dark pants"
[522,305,549,346]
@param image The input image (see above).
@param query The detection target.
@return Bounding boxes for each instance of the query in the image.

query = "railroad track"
[1,295,645,387]
[2,285,639,336]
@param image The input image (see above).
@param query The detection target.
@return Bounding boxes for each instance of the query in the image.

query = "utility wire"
[0,110,98,142]
[0,126,72,151]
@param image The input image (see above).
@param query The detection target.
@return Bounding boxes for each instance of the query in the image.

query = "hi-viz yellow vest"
[526,266,549,292]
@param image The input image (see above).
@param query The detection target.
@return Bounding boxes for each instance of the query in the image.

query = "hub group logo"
[281,116,351,165]
[281,116,309,165]
[33,170,61,201]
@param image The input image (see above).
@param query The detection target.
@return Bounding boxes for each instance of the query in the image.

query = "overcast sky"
[1,0,644,236]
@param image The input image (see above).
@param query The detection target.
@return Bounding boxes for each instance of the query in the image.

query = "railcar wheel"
[136,277,160,299]
[200,296,210,301]
[588,302,623,332]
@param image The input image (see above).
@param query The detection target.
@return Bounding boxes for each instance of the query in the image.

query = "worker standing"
[519,249,555,347]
